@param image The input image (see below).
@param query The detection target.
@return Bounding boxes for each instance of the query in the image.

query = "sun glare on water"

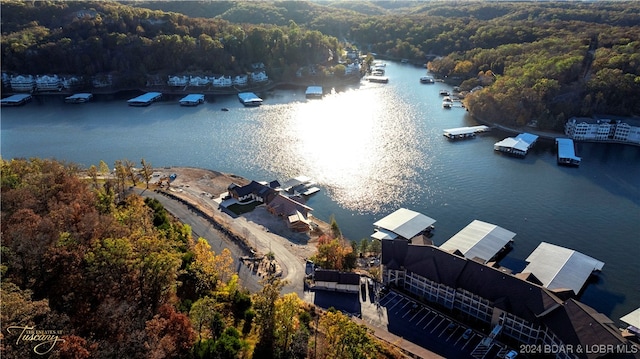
[263,86,428,213]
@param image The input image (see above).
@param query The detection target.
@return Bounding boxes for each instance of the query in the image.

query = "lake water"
[2,62,639,323]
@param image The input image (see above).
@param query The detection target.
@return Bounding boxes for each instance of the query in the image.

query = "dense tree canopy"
[3,1,638,127]
[0,158,403,358]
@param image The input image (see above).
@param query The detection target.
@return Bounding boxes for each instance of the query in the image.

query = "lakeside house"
[565,117,640,145]
[266,194,313,232]
[9,75,35,92]
[227,180,278,204]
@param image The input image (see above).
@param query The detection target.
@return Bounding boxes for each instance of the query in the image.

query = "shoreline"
[1,74,364,98]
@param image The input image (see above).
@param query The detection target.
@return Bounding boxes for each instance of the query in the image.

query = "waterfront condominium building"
[381,239,640,359]
[565,117,640,145]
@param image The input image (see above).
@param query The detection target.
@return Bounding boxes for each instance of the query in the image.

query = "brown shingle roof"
[381,239,639,357]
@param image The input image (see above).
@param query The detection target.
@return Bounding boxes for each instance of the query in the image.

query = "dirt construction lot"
[150,167,327,262]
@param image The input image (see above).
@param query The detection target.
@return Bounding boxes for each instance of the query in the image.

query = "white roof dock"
[523,242,604,295]
[65,93,93,103]
[179,94,205,105]
[238,92,263,106]
[556,138,581,165]
[620,308,640,335]
[494,132,538,156]
[443,125,490,139]
[127,92,162,105]
[1,94,32,106]
[305,86,323,98]
[439,220,515,263]
[373,208,436,241]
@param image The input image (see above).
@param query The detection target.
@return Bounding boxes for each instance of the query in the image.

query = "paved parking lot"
[308,277,519,359]
[361,282,517,359]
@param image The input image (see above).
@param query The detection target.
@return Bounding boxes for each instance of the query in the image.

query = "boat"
[420,76,435,84]
[221,108,229,112]
[238,92,263,106]
[439,89,451,96]
[65,93,93,104]
[1,94,32,106]
[127,92,162,106]
[367,75,389,84]
[442,96,453,108]
[179,94,205,106]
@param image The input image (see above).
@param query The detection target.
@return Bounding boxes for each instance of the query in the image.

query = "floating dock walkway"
[443,125,490,139]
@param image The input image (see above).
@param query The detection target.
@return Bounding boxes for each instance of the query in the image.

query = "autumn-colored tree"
[144,304,196,358]
[318,310,377,359]
[273,292,304,357]
[253,276,286,358]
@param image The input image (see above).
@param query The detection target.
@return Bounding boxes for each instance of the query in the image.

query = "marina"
[2,62,638,323]
[443,125,490,139]
[127,92,162,106]
[179,94,205,106]
[64,93,93,104]
[0,93,32,106]
[556,138,581,166]
[237,92,263,106]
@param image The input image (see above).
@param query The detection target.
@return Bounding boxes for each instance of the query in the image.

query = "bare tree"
[140,158,153,189]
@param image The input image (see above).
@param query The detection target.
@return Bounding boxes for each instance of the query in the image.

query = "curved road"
[136,189,305,296]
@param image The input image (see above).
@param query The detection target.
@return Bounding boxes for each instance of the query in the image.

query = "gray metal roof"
[439,220,515,263]
[523,242,604,295]
[373,208,436,240]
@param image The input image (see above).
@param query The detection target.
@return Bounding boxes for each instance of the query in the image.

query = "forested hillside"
[2,0,639,129]
[131,1,640,130]
[0,158,402,358]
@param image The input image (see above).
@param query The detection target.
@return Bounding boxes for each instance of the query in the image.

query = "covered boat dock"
[522,242,604,295]
[556,138,581,166]
[1,94,32,106]
[65,93,93,103]
[305,86,323,99]
[372,208,436,241]
[494,132,539,157]
[127,92,162,106]
[238,92,263,106]
[443,125,490,139]
[179,94,205,106]
[439,220,516,263]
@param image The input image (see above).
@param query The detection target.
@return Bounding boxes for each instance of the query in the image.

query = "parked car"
[504,350,518,359]
[446,323,456,332]
[462,328,473,340]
